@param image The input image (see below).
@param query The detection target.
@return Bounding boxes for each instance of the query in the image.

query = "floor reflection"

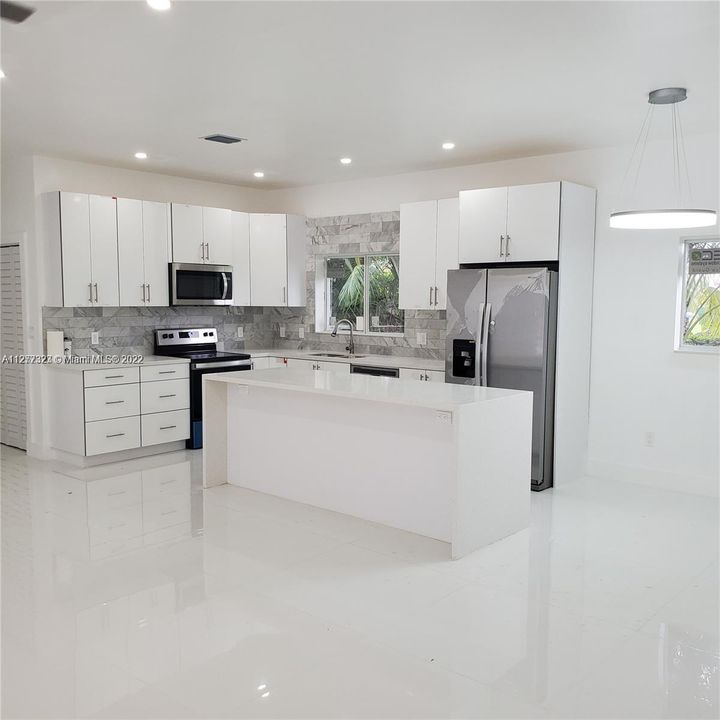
[1,444,718,719]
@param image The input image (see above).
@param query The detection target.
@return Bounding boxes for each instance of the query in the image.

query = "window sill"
[674,344,720,355]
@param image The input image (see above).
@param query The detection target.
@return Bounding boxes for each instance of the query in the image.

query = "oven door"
[187,359,252,448]
[170,263,233,306]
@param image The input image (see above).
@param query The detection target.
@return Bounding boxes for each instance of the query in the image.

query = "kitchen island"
[203,369,532,559]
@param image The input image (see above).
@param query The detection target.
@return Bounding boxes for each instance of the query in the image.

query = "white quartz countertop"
[246,348,445,372]
[206,367,528,411]
[46,355,191,372]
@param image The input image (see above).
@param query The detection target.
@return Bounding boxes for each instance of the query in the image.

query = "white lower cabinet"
[140,378,189,414]
[48,363,191,458]
[85,416,142,456]
[141,409,191,447]
[399,368,446,383]
[84,383,140,422]
[318,361,350,374]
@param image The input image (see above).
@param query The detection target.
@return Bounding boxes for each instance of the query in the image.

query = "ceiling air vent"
[202,134,246,144]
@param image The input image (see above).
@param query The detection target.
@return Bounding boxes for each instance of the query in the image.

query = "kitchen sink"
[309,353,366,359]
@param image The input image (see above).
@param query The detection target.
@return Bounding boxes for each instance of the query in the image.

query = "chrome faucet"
[331,319,355,356]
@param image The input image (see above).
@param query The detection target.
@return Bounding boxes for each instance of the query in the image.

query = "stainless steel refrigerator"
[445,267,558,491]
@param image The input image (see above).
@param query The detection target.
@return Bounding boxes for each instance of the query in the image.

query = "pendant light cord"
[619,104,654,205]
[675,101,694,206]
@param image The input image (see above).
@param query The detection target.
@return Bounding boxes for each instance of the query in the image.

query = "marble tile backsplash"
[42,212,446,361]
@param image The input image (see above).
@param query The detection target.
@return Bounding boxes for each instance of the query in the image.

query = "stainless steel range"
[154,328,251,449]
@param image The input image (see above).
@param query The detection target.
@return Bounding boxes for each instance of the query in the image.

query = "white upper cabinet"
[50,192,119,307]
[505,182,560,262]
[249,214,287,307]
[399,197,458,310]
[249,214,307,307]
[171,204,233,265]
[399,201,437,310]
[458,186,508,263]
[231,212,251,307]
[434,198,459,310]
[117,198,145,306]
[88,195,120,307]
[202,207,233,265]
[171,204,204,264]
[58,192,93,307]
[117,199,169,306]
[459,182,560,263]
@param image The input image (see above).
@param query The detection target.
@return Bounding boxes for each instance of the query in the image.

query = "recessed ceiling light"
[0,70,5,79]
[134,151,148,160]
[442,142,455,150]
[253,171,265,178]
[340,157,352,165]
[147,0,171,10]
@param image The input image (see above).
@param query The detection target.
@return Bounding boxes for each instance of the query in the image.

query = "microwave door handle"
[481,302,491,387]
[221,272,229,300]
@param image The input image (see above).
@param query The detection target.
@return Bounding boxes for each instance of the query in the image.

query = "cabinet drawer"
[85,416,141,456]
[141,364,189,382]
[84,367,139,387]
[84,383,140,421]
[141,409,190,446]
[141,378,189,414]
[87,472,142,515]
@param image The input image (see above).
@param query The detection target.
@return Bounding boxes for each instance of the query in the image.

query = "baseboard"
[586,458,719,498]
[48,441,187,468]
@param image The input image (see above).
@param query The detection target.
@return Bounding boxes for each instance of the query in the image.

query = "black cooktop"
[164,350,251,362]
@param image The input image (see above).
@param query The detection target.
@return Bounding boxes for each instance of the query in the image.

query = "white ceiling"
[1,1,717,189]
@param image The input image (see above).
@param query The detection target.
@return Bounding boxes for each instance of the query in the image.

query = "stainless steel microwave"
[169,263,233,306]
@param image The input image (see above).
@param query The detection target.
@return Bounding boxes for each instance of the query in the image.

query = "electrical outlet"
[279,325,286,338]
[237,326,244,339]
[91,331,99,345]
[436,411,453,425]
[644,431,655,447]
[416,331,427,346]
[298,326,305,339]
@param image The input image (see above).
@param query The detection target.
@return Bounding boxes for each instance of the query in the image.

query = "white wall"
[32,156,270,211]
[267,134,720,497]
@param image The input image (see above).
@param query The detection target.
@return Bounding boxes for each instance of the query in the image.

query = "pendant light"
[610,88,717,230]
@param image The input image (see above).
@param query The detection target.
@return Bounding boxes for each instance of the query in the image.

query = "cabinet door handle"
[499,235,505,257]
[205,242,210,262]
[158,393,176,398]
[108,490,126,496]
[429,286,433,306]
[146,283,151,303]
[506,235,511,257]
[434,286,439,306]
[106,432,125,438]
[104,374,124,379]
[94,283,99,302]
[282,286,286,304]
[141,284,146,303]
[158,370,176,375]
[89,283,93,303]
[200,242,205,261]
[160,425,177,430]
[105,400,125,405]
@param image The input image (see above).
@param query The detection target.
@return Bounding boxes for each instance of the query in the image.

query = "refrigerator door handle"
[481,302,491,386]
[476,303,486,384]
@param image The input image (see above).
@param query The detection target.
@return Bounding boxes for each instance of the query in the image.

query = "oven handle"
[221,272,229,300]
[191,360,252,370]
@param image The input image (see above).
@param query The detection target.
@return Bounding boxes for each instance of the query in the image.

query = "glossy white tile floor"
[1,445,718,719]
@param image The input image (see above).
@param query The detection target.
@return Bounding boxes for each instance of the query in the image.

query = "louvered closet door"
[0,245,27,449]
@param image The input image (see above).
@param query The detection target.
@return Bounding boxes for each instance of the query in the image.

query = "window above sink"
[314,254,404,337]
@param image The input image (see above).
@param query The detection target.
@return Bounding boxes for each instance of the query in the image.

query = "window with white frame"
[316,255,403,334]
[677,238,720,350]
